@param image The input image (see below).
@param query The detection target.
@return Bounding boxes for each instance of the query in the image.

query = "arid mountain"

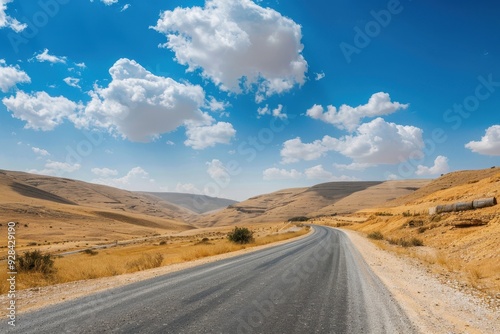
[142,192,237,215]
[339,167,500,295]
[195,180,431,227]
[0,170,213,253]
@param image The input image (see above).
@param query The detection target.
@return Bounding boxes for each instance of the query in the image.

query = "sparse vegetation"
[367,231,384,240]
[288,216,310,222]
[385,237,423,247]
[410,237,424,246]
[227,227,254,244]
[374,212,393,216]
[83,249,98,256]
[126,253,164,272]
[17,250,56,275]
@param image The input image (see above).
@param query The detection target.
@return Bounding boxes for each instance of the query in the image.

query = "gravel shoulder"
[342,229,499,334]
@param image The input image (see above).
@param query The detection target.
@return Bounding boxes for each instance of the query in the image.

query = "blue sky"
[0,0,499,201]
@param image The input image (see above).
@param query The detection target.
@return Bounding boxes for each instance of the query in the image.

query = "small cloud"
[29,160,80,176]
[263,168,302,181]
[91,167,118,177]
[121,4,131,12]
[0,60,31,92]
[32,147,50,157]
[63,77,81,89]
[315,72,325,81]
[206,96,230,112]
[465,125,500,156]
[34,49,67,64]
[257,104,287,119]
[304,165,358,181]
[333,162,373,171]
[75,62,87,69]
[307,92,409,132]
[416,156,450,176]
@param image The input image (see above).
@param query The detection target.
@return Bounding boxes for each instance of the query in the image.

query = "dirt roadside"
[342,229,499,334]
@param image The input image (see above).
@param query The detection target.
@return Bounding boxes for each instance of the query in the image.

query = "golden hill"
[333,167,500,295]
[0,170,198,256]
[196,180,431,227]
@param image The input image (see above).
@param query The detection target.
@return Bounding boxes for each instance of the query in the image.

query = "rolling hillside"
[0,170,231,255]
[336,167,500,295]
[196,180,431,226]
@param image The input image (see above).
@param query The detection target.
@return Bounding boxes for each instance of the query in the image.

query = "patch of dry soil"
[343,229,499,334]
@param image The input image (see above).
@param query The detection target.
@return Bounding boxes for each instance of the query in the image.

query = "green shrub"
[367,231,384,240]
[18,250,56,275]
[227,227,254,244]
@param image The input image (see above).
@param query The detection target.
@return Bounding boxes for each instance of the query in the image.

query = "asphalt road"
[6,226,417,333]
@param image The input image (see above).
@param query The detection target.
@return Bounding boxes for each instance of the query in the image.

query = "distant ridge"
[143,192,238,215]
[195,180,430,227]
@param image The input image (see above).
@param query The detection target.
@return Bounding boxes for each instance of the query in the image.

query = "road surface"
[5,226,417,333]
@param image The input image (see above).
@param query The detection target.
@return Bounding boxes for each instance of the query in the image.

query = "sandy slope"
[344,229,499,334]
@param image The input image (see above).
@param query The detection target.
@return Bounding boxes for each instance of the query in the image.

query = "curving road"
[6,226,417,333]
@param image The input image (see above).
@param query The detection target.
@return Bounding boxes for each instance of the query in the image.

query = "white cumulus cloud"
[153,0,307,101]
[330,118,424,164]
[465,125,500,156]
[281,118,424,165]
[185,121,236,150]
[306,92,409,132]
[416,156,450,176]
[263,167,302,180]
[2,91,79,131]
[0,60,31,92]
[75,58,208,142]
[280,137,330,164]
[0,0,26,32]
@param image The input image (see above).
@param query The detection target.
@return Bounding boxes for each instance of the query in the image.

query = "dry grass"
[0,227,308,294]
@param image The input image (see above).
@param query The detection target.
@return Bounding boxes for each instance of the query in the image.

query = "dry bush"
[367,231,384,240]
[126,253,164,272]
